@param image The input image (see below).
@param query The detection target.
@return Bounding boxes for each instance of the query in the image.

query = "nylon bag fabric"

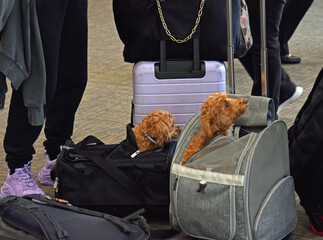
[113,0,242,62]
[0,194,150,240]
[51,124,176,218]
[288,67,323,212]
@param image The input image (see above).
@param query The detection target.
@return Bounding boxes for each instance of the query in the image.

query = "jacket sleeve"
[0,0,46,125]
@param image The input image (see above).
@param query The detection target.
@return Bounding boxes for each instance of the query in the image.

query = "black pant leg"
[279,0,314,56]
[4,88,43,169]
[43,0,88,160]
[242,0,285,113]
[2,0,68,168]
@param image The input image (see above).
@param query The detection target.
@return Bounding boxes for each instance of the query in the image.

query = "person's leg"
[42,0,88,161]
[1,87,45,197]
[240,0,303,114]
[243,0,285,113]
[4,89,43,171]
[1,0,69,196]
[279,0,314,62]
[239,51,254,80]
[277,68,303,113]
[34,0,69,185]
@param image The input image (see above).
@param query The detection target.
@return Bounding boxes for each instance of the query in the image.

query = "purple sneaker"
[37,153,56,186]
[0,162,45,198]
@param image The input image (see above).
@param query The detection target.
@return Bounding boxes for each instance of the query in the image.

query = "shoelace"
[16,165,37,188]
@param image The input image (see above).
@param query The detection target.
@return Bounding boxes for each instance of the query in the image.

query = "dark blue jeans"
[4,0,88,170]
[239,0,287,113]
[279,0,314,56]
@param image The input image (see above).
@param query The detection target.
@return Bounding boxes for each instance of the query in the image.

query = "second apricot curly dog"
[133,109,181,152]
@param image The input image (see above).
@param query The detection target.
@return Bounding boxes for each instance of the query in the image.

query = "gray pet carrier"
[169,113,297,240]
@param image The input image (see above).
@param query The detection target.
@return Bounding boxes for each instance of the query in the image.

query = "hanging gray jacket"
[0,0,46,126]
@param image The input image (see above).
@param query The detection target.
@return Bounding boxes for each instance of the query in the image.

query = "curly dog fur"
[133,109,181,152]
[182,92,248,164]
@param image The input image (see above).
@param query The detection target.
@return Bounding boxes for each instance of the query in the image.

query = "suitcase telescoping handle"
[155,38,205,79]
[160,38,200,72]
[227,0,268,96]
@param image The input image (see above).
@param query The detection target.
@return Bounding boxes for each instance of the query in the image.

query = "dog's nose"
[239,98,248,104]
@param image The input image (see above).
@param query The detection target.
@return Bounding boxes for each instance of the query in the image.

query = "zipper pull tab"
[54,177,59,198]
[197,180,207,193]
[60,145,74,151]
[173,177,178,191]
[131,150,141,158]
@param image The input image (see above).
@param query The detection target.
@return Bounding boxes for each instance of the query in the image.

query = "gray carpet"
[0,0,322,239]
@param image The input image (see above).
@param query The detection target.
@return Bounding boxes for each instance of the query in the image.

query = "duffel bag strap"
[73,149,145,203]
[74,135,105,148]
[23,194,138,233]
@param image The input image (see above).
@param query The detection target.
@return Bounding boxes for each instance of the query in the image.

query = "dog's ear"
[200,113,220,143]
[141,114,171,146]
[154,121,171,145]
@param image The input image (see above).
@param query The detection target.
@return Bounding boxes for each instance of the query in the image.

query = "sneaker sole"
[0,184,15,198]
[310,212,323,236]
[37,173,55,186]
[277,86,303,114]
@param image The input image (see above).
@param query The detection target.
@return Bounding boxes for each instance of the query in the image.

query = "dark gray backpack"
[0,194,150,240]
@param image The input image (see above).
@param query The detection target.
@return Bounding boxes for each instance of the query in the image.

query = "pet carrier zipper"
[60,145,74,151]
[173,177,178,191]
[54,177,59,198]
[196,180,207,192]
[131,150,141,158]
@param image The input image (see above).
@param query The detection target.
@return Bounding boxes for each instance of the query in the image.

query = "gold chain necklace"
[156,0,205,43]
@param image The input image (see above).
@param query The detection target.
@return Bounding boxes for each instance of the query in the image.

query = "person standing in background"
[1,0,88,197]
[239,0,302,116]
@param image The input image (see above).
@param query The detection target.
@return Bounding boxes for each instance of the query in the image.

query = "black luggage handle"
[155,38,206,79]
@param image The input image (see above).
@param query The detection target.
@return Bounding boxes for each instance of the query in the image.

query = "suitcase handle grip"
[156,38,205,79]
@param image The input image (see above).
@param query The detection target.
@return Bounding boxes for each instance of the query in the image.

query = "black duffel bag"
[0,194,149,240]
[112,0,242,62]
[51,124,177,218]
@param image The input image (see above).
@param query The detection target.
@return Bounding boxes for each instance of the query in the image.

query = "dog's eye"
[225,102,230,108]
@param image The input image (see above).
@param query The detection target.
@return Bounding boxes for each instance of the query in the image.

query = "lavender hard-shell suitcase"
[132,39,226,129]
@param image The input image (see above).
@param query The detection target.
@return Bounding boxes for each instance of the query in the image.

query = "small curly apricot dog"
[182,92,248,164]
[132,109,181,152]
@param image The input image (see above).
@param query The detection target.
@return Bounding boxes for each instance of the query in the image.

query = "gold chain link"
[156,0,205,43]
